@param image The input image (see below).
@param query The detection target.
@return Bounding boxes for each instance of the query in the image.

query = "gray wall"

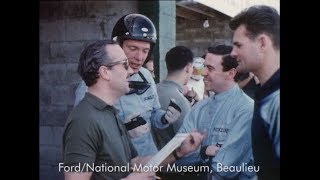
[176,15,233,57]
[39,1,138,180]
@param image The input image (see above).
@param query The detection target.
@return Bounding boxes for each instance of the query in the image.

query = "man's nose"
[230,49,237,57]
[135,51,146,62]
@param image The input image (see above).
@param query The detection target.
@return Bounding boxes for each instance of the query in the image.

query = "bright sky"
[194,0,280,17]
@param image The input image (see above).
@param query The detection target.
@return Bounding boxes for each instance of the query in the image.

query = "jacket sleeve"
[149,78,167,129]
[174,109,202,165]
[210,108,253,178]
[265,91,280,158]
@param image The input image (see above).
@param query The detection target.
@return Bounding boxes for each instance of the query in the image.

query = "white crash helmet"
[191,57,205,80]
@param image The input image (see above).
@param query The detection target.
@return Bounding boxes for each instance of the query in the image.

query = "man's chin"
[132,68,140,73]
[130,65,141,73]
[124,88,131,94]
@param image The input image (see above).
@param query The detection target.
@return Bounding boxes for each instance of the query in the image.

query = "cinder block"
[65,20,103,41]
[40,64,67,85]
[40,85,52,106]
[51,85,75,105]
[39,126,64,146]
[40,164,64,180]
[65,63,81,84]
[40,105,68,126]
[39,145,62,165]
[40,42,50,64]
[50,42,84,59]
[40,20,65,42]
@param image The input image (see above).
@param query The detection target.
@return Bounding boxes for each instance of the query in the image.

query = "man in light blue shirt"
[176,45,256,180]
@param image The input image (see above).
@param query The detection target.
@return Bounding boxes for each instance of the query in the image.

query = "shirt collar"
[84,92,118,114]
[255,69,280,100]
[212,84,240,101]
[162,79,184,93]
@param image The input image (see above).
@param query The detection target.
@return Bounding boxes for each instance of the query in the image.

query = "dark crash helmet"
[112,14,157,59]
[112,14,157,95]
[112,13,157,45]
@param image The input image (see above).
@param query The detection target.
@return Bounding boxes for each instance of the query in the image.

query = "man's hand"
[205,144,221,156]
[162,99,181,124]
[175,129,206,158]
[131,156,153,167]
[186,88,199,101]
[124,113,150,138]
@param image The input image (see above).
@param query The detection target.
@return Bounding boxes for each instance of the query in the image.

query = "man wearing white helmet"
[185,57,205,103]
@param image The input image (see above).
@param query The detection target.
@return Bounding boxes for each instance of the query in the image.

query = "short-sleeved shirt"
[63,92,137,180]
[73,68,167,156]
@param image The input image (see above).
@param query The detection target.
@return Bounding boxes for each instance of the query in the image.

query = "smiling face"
[231,25,263,74]
[202,53,230,93]
[122,39,151,73]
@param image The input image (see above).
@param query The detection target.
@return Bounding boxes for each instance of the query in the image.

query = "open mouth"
[130,62,140,69]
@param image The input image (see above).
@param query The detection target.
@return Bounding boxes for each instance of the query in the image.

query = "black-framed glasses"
[103,59,129,70]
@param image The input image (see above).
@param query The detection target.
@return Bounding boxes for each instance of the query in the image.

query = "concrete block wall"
[176,14,233,57]
[39,1,138,180]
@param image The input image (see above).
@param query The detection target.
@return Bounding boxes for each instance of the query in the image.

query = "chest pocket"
[140,88,155,111]
[135,71,155,110]
[205,127,229,146]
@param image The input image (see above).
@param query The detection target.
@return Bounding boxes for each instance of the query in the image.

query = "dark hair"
[77,40,118,86]
[229,5,280,49]
[165,46,194,73]
[222,55,238,71]
[207,44,233,55]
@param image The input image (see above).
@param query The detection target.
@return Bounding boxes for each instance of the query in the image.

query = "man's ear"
[227,68,237,80]
[257,34,269,52]
[98,66,111,80]
[185,63,193,73]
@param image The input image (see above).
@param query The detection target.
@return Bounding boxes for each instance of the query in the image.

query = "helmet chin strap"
[126,71,151,95]
[191,75,202,81]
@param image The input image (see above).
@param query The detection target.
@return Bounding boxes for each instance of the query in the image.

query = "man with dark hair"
[230,5,280,180]
[176,45,256,180]
[63,40,205,180]
[63,40,154,180]
[153,46,194,149]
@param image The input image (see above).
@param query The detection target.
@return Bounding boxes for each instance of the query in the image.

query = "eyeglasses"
[103,59,129,70]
